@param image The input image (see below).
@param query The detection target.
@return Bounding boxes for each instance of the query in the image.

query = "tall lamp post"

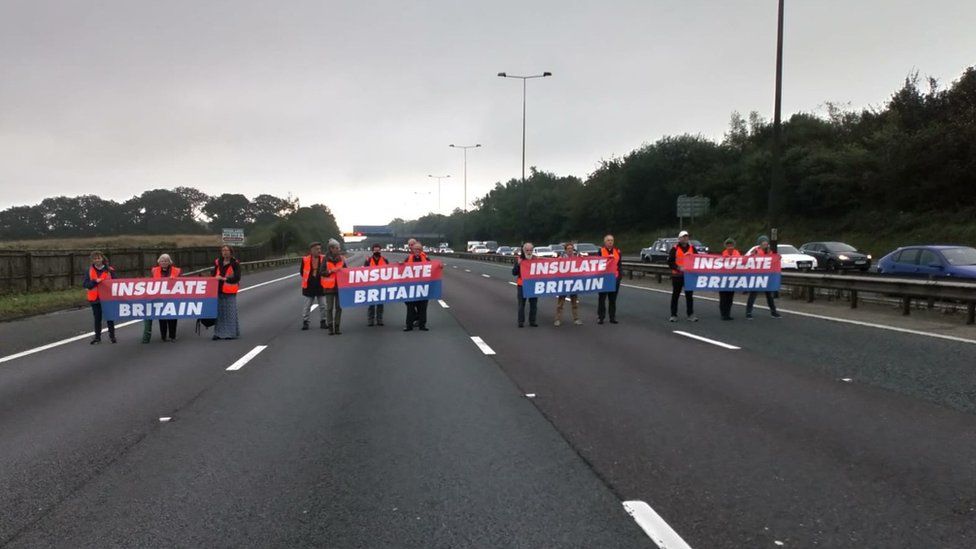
[449,144,481,212]
[427,174,451,214]
[498,71,551,241]
[768,0,785,228]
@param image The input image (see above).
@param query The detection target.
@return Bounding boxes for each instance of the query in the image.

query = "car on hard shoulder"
[745,244,817,271]
[533,246,559,258]
[575,243,600,256]
[495,246,516,256]
[439,247,454,254]
[799,241,872,272]
[876,245,976,279]
[471,246,490,254]
[640,238,709,263]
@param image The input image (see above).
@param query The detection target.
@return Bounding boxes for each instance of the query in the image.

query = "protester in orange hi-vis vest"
[82,250,116,344]
[211,245,241,340]
[323,238,346,335]
[364,243,389,327]
[403,242,430,331]
[299,241,328,331]
[597,234,622,325]
[745,236,782,320]
[512,242,539,327]
[143,253,183,343]
[668,230,698,322]
[719,238,740,321]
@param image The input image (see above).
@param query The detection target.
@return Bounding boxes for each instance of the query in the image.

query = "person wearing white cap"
[667,230,698,322]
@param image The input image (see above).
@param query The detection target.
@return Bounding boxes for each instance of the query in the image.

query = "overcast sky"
[2,0,974,230]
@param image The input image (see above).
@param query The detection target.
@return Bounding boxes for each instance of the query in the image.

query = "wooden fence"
[0,242,273,294]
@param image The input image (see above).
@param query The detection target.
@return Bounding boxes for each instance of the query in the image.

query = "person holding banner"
[364,243,388,327]
[554,242,582,327]
[142,253,182,342]
[403,242,430,331]
[597,234,622,325]
[745,236,782,319]
[300,242,328,331]
[323,239,346,335]
[82,251,117,344]
[211,245,241,340]
[719,238,740,321]
[512,243,539,328]
[668,230,698,322]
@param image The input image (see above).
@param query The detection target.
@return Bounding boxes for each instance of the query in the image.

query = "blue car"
[877,245,976,279]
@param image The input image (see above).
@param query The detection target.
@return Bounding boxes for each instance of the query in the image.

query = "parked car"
[439,247,454,254]
[533,246,558,258]
[799,241,872,271]
[745,244,817,271]
[876,245,976,279]
[575,243,600,256]
[640,238,709,263]
[496,246,516,256]
[472,246,490,254]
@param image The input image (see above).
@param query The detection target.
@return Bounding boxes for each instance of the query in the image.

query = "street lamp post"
[449,144,481,212]
[497,71,552,184]
[768,0,785,227]
[427,174,451,214]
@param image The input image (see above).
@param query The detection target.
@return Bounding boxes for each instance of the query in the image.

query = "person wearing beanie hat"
[719,238,741,320]
[299,241,327,331]
[745,236,781,319]
[323,239,347,334]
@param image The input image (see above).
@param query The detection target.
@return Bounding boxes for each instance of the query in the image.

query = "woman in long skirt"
[212,245,241,340]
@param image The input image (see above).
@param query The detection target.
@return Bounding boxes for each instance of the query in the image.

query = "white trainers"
[573,319,583,326]
[669,316,678,322]
[554,320,561,327]
[688,315,699,322]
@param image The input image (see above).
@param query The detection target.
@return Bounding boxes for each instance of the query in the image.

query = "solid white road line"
[470,336,496,355]
[437,300,450,309]
[623,500,693,549]
[673,330,741,350]
[310,303,318,311]
[508,281,518,286]
[622,283,976,346]
[0,272,298,366]
[226,345,268,371]
[464,269,472,273]
[481,274,491,278]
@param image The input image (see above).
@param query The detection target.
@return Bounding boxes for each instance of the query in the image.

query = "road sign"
[676,195,710,218]
[221,228,245,246]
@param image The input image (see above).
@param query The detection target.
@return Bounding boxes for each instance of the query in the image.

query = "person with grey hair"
[143,253,183,342]
[322,238,347,335]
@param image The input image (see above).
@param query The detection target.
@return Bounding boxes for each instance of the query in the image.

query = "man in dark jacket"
[403,242,430,331]
[668,230,698,322]
[364,243,388,326]
[597,234,622,325]
[512,242,539,327]
[300,242,327,330]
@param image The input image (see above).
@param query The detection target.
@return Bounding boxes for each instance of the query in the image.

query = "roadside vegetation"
[0,288,87,321]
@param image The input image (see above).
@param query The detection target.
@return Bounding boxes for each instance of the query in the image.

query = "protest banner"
[520,256,618,298]
[682,254,782,291]
[338,260,443,308]
[97,278,219,320]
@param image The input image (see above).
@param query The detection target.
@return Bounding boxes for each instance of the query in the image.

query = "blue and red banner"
[338,261,443,308]
[682,254,782,291]
[97,278,219,320]
[520,256,618,298]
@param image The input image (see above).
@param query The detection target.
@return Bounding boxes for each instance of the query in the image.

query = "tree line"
[396,66,976,246]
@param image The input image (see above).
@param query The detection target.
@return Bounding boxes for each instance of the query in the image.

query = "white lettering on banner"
[527,259,610,277]
[691,256,773,270]
[353,284,432,304]
[694,275,770,289]
[533,278,605,295]
[112,280,209,297]
[117,301,205,318]
[347,264,434,284]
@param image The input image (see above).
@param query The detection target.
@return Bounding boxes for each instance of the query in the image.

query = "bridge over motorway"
[0,252,973,548]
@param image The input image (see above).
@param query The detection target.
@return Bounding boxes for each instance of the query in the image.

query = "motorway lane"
[437,256,976,548]
[0,255,650,547]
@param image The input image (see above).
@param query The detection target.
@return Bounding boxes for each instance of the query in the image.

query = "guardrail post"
[902,297,911,316]
[850,290,858,309]
[24,252,32,292]
[807,287,814,302]
[68,253,75,287]
[968,302,975,325]
[628,268,633,280]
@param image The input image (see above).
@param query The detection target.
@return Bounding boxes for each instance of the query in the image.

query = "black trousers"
[368,304,384,322]
[670,277,694,316]
[597,278,621,320]
[746,291,778,315]
[405,300,428,328]
[90,303,115,338]
[516,285,538,324]
[719,291,735,318]
[159,319,178,339]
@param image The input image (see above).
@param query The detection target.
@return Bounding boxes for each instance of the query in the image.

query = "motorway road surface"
[0,253,974,548]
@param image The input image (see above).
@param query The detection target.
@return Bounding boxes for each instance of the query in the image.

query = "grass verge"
[0,289,88,321]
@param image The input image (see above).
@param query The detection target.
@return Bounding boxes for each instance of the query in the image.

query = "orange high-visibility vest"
[151,266,182,278]
[672,244,696,275]
[600,246,621,278]
[754,247,772,256]
[86,266,112,302]
[323,257,345,289]
[368,255,389,267]
[721,249,741,257]
[215,260,239,294]
[301,254,327,289]
[404,254,428,264]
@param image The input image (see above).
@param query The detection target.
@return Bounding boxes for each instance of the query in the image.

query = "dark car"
[640,238,709,263]
[575,243,600,256]
[877,245,976,279]
[799,241,872,272]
